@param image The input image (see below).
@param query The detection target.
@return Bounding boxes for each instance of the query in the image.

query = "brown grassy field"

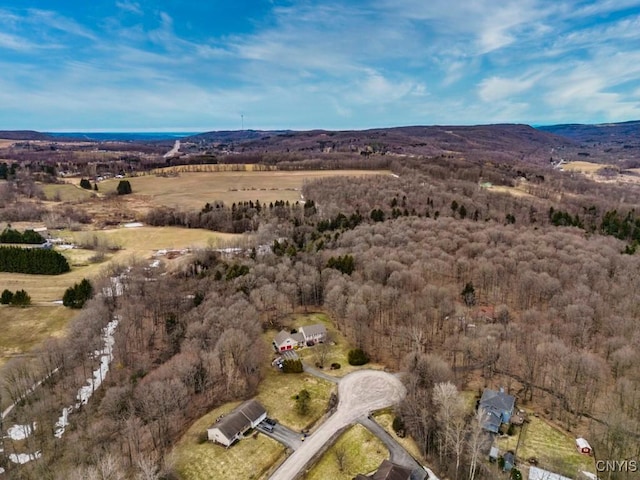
[66,226,243,253]
[0,306,76,367]
[98,170,391,210]
[0,226,242,303]
[303,424,388,480]
[561,161,614,173]
[172,401,286,480]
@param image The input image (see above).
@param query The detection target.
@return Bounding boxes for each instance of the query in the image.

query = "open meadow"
[98,169,391,210]
[0,306,76,367]
[303,424,388,480]
[561,161,614,173]
[41,183,96,202]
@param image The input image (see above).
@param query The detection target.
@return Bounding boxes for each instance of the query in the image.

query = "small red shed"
[576,437,592,455]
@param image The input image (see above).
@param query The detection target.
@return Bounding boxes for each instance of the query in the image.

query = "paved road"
[358,416,420,470]
[257,422,303,451]
[268,370,405,480]
[302,364,339,384]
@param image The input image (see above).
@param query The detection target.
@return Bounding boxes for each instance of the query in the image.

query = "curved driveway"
[268,369,406,480]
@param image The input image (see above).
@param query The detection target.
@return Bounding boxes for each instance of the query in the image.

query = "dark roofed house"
[355,460,414,480]
[479,388,515,433]
[207,400,267,447]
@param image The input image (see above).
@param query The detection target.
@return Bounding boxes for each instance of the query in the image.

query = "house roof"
[371,460,413,480]
[479,388,515,432]
[273,330,304,346]
[482,410,503,433]
[300,324,326,337]
[209,400,266,440]
[480,389,515,413]
[529,467,572,480]
[237,399,267,423]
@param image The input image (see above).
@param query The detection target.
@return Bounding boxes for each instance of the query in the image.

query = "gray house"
[299,324,327,345]
[207,400,267,447]
[479,388,515,433]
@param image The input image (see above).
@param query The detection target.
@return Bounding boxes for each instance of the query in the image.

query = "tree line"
[0,228,45,244]
[0,246,70,274]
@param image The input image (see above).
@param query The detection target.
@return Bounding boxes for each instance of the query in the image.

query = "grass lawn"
[98,170,391,210]
[256,366,335,432]
[303,424,388,480]
[496,415,595,478]
[41,183,95,202]
[172,402,286,480]
[0,306,76,367]
[291,312,386,378]
[373,411,425,461]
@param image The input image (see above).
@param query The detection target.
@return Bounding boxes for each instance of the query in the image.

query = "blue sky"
[1,0,639,131]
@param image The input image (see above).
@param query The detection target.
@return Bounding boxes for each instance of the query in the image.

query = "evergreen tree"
[116,180,133,195]
[63,278,94,309]
[1,289,13,305]
[11,289,31,307]
[80,178,92,190]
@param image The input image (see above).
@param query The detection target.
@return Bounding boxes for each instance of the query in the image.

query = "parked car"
[265,417,276,426]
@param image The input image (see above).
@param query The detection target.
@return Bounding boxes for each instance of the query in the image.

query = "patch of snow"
[7,423,36,441]
[51,300,64,305]
[580,473,598,480]
[103,276,124,297]
[149,259,161,268]
[57,244,75,250]
[390,173,400,178]
[424,467,439,479]
[55,318,119,439]
[0,466,4,474]
[123,222,143,228]
[9,451,41,464]
[54,407,70,439]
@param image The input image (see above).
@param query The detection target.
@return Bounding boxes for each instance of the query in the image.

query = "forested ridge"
[3,150,640,479]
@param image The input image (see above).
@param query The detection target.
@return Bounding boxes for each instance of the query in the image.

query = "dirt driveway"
[268,369,406,480]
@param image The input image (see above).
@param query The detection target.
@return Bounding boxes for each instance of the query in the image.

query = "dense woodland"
[2,132,640,479]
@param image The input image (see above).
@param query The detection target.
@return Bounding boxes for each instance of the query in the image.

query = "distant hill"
[538,120,640,143]
[185,129,291,143]
[0,130,58,141]
[187,124,575,165]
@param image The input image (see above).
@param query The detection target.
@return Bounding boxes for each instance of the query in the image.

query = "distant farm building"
[207,400,267,447]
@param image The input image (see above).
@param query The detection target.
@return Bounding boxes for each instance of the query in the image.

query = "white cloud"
[0,32,38,51]
[116,1,143,15]
[478,75,538,102]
